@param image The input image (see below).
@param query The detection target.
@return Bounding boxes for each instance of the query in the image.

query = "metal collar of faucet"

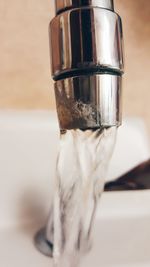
[55,74,122,130]
[50,1,123,80]
[49,0,124,130]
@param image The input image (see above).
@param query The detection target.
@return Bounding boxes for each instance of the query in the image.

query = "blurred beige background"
[0,0,150,129]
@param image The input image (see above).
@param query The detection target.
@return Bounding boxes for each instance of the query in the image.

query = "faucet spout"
[49,0,124,130]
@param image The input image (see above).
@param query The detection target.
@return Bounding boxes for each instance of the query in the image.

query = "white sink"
[0,111,150,267]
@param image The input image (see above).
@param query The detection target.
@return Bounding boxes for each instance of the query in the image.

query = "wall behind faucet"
[0,0,150,131]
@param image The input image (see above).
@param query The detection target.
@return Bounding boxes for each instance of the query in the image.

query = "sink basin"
[1,191,150,267]
[0,111,150,267]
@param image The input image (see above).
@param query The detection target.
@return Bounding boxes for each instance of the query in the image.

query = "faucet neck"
[55,0,114,15]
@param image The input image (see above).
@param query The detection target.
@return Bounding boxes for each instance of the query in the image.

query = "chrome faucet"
[50,0,124,131]
[35,0,124,256]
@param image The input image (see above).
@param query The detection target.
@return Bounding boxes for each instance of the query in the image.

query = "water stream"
[53,127,116,267]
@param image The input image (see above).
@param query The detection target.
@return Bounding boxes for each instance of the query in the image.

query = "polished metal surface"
[55,74,122,130]
[50,7,123,79]
[55,0,114,14]
[34,228,53,257]
[49,1,124,129]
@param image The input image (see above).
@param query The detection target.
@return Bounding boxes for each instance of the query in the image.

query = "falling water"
[52,127,117,267]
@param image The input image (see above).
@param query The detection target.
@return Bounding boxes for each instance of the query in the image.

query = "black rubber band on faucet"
[53,67,123,81]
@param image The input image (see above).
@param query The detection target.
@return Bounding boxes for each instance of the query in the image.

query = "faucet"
[50,0,124,131]
[35,0,124,256]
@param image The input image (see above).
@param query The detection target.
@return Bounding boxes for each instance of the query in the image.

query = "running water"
[53,127,117,267]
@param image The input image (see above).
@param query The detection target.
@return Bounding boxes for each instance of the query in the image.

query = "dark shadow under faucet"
[105,159,150,191]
